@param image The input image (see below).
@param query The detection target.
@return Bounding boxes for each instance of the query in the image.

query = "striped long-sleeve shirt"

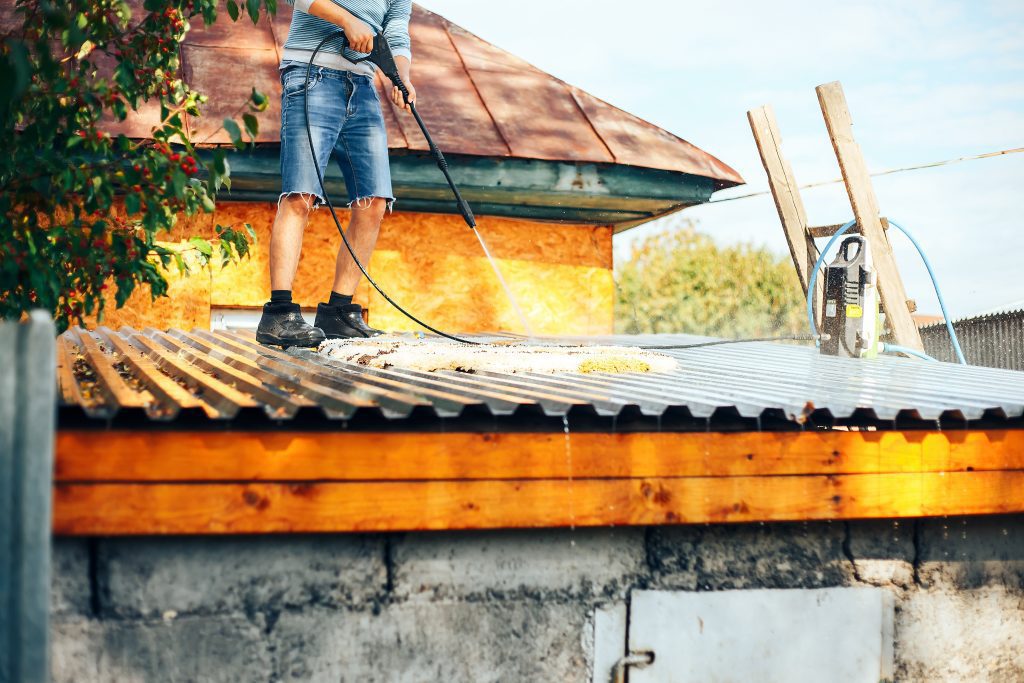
[281,0,412,77]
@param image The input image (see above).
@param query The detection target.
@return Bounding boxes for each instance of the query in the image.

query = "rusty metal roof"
[58,328,1024,432]
[0,1,741,187]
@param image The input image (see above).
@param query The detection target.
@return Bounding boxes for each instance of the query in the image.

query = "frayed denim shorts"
[279,60,394,209]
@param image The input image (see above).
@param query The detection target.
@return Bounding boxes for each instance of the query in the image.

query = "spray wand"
[352,34,477,230]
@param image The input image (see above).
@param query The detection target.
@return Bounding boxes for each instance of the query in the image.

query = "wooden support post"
[748,105,823,324]
[816,81,924,350]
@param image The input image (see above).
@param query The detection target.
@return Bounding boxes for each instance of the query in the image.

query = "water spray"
[304,31,533,343]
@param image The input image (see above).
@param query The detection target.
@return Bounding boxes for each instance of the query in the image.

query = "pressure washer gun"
[819,235,881,358]
[351,34,477,230]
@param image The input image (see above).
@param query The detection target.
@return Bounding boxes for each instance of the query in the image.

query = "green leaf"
[222,118,244,149]
[226,0,240,21]
[246,0,261,23]
[125,193,141,215]
[250,87,268,112]
[189,236,213,257]
[242,113,258,141]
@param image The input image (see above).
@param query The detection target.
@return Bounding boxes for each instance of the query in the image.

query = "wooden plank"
[51,470,1024,535]
[748,105,822,322]
[816,82,924,350]
[810,217,890,240]
[55,429,1024,482]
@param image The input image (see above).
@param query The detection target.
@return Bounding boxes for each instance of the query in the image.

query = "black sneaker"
[256,302,326,348]
[314,303,386,339]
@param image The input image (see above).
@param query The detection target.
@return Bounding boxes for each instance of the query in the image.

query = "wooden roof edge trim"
[55,428,1024,483]
[52,471,1024,536]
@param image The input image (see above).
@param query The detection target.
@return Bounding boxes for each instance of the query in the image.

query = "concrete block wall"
[51,516,1024,682]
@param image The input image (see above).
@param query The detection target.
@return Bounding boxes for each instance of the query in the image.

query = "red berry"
[170,153,180,162]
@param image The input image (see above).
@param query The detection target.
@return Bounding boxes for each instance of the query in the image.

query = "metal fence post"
[0,311,56,683]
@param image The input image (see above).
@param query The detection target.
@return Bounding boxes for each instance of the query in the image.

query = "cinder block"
[847,519,916,588]
[51,615,271,683]
[649,521,854,590]
[917,514,1024,589]
[51,539,92,618]
[98,535,386,618]
[271,601,590,682]
[895,585,1024,682]
[392,528,646,599]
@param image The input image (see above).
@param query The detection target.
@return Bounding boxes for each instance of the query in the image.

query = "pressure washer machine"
[820,235,881,358]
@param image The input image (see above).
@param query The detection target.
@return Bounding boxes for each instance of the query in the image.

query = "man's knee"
[278,192,319,217]
[351,196,389,222]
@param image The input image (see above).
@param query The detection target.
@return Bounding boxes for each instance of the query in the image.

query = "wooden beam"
[748,105,822,322]
[808,218,889,240]
[55,430,1024,482]
[52,429,1024,534]
[816,82,924,350]
[52,471,1024,535]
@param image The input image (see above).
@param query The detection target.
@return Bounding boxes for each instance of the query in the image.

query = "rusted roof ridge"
[567,86,617,166]
[442,20,513,158]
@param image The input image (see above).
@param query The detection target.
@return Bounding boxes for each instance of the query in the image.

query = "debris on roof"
[318,338,678,375]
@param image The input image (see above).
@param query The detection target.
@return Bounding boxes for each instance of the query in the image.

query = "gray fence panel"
[921,310,1024,371]
[1,311,56,683]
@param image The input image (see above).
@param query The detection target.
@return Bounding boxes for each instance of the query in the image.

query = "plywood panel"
[83,243,213,331]
[204,204,614,334]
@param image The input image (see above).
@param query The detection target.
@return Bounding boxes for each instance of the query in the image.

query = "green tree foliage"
[0,0,276,332]
[615,220,806,338]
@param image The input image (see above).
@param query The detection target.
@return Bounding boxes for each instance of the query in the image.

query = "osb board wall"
[98,201,615,335]
[86,243,213,331]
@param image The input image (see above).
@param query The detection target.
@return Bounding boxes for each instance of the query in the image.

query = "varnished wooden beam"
[55,429,1024,482]
[52,471,1024,535]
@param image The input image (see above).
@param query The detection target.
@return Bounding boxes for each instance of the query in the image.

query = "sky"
[419,0,1024,319]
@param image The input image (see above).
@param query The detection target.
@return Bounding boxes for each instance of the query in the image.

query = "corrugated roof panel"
[57,328,1024,430]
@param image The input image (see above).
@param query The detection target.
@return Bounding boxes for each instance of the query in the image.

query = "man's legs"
[269,193,315,291]
[256,193,327,347]
[330,197,387,296]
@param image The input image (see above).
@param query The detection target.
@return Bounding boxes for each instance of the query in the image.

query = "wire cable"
[303,32,478,345]
[805,219,966,364]
[709,146,1024,205]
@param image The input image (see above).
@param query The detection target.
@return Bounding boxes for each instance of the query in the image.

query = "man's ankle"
[270,289,292,305]
[327,291,353,308]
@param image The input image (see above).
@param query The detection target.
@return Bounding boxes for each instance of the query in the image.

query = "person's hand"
[341,15,374,53]
[392,81,416,112]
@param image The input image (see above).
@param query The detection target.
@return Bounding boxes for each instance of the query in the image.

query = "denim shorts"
[279,60,394,208]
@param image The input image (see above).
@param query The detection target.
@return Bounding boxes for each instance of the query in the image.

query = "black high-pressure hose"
[302,32,825,354]
[303,31,478,344]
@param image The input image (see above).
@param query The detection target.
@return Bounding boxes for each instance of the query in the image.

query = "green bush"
[615,219,805,338]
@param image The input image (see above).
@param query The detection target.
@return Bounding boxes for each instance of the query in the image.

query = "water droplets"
[563,414,576,547]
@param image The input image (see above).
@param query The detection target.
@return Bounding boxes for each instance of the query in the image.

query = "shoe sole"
[256,332,325,348]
